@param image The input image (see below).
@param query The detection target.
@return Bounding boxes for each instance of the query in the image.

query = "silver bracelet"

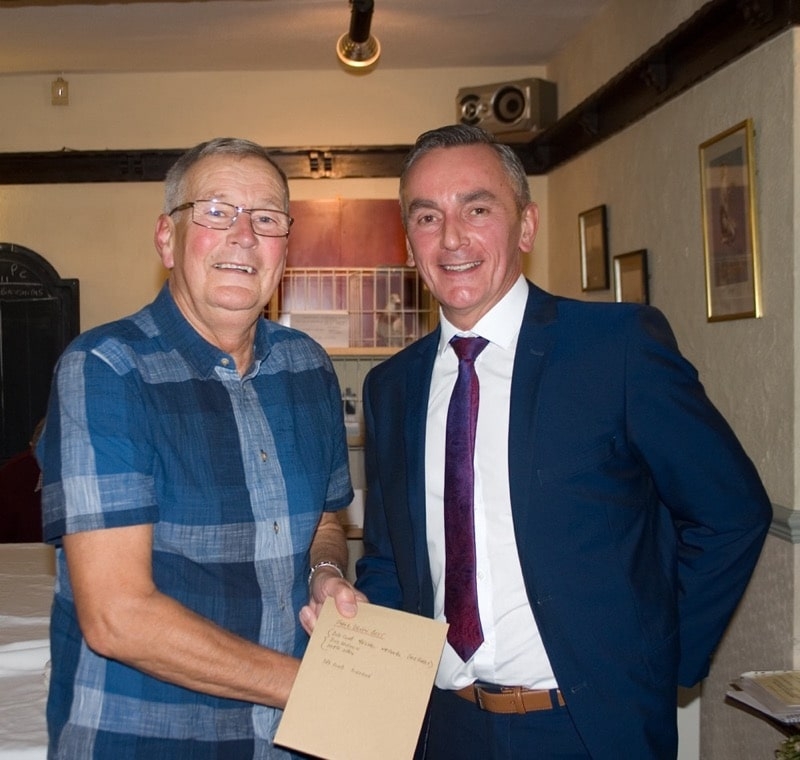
[308,560,345,588]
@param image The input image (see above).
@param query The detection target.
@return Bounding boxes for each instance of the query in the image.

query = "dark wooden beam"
[516,0,800,173]
[0,146,411,184]
[0,149,184,184]
[0,0,797,184]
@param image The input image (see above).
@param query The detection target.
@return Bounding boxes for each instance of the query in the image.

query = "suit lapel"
[403,329,439,606]
[508,284,559,543]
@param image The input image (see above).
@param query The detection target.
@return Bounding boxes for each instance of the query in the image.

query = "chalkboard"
[0,244,79,463]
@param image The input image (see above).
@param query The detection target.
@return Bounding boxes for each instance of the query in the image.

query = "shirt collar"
[437,275,528,355]
[151,283,271,379]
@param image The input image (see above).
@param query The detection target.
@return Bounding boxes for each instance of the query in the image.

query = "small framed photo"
[699,119,762,321]
[613,250,649,304]
[579,204,609,291]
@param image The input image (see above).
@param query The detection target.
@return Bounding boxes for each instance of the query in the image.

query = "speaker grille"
[457,93,483,126]
[455,78,557,141]
[493,86,526,124]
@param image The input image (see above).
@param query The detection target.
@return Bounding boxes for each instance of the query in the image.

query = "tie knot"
[450,336,489,362]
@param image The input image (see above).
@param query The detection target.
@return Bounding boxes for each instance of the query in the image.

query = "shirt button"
[220,358,230,367]
[260,450,268,462]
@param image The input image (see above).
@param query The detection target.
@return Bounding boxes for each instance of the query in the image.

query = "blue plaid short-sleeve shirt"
[39,284,353,759]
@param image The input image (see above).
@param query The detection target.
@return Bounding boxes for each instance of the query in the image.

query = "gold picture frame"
[579,204,609,291]
[613,249,649,304]
[699,119,762,321]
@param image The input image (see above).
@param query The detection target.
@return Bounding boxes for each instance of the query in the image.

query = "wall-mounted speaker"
[456,78,557,142]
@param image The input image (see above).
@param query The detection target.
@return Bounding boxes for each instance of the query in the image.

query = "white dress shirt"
[425,275,558,691]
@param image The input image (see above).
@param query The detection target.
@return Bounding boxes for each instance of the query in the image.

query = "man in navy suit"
[354,124,771,759]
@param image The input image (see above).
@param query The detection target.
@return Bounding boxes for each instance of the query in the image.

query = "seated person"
[0,419,45,542]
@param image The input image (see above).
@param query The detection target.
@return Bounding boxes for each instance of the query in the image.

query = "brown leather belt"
[454,684,565,714]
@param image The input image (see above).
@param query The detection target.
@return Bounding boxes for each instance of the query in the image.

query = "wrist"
[308,560,345,589]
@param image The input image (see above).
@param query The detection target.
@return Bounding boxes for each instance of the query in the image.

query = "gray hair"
[399,124,531,220]
[163,137,290,213]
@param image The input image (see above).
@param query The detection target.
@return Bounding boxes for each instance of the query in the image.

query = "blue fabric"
[39,284,352,759]
[356,280,771,760]
[421,688,590,759]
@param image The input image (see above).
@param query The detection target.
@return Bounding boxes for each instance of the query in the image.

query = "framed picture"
[579,204,609,291]
[699,119,762,321]
[613,250,649,304]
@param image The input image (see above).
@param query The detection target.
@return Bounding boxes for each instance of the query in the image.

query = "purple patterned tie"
[444,335,489,662]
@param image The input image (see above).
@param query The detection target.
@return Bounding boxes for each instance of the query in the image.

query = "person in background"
[0,418,45,542]
[355,124,772,759]
[37,137,364,759]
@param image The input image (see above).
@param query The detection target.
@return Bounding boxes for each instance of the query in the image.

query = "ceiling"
[0,0,608,75]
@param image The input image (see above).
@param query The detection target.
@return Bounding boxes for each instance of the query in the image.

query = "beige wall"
[2,3,795,756]
[548,0,796,756]
[0,65,547,329]
[550,0,708,112]
[1,68,539,151]
[695,34,798,759]
[545,33,792,503]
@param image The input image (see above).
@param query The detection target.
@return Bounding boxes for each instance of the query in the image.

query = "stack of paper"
[276,599,448,760]
[727,670,800,723]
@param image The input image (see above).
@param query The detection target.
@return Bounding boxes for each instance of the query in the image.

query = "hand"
[298,569,368,635]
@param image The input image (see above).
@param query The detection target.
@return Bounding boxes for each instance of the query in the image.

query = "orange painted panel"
[287,199,340,267]
[340,199,407,266]
[287,199,407,267]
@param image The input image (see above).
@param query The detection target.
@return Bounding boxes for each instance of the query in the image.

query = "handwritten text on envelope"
[275,598,447,760]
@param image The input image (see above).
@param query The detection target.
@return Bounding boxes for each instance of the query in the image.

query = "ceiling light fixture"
[336,0,381,70]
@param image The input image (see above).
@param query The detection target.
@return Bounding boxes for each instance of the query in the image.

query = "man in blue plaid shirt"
[38,137,365,759]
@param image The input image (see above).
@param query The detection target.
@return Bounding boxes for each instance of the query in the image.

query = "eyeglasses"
[169,200,294,238]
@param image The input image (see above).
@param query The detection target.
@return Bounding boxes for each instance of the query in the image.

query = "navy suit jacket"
[355,281,771,759]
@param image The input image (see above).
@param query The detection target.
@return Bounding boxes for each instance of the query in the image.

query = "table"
[0,543,54,760]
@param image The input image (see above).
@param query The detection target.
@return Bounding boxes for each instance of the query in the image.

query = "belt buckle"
[472,683,487,710]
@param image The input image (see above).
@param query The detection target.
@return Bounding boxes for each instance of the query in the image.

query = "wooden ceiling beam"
[0,0,797,184]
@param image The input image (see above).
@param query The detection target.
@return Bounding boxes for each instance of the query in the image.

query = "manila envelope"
[275,598,447,760]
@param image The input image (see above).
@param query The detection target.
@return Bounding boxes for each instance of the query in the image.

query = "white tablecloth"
[0,544,54,760]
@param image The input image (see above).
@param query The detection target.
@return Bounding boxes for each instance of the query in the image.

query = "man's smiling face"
[401,143,537,331]
[155,153,289,341]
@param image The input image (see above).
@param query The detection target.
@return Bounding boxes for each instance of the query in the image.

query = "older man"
[38,137,363,758]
